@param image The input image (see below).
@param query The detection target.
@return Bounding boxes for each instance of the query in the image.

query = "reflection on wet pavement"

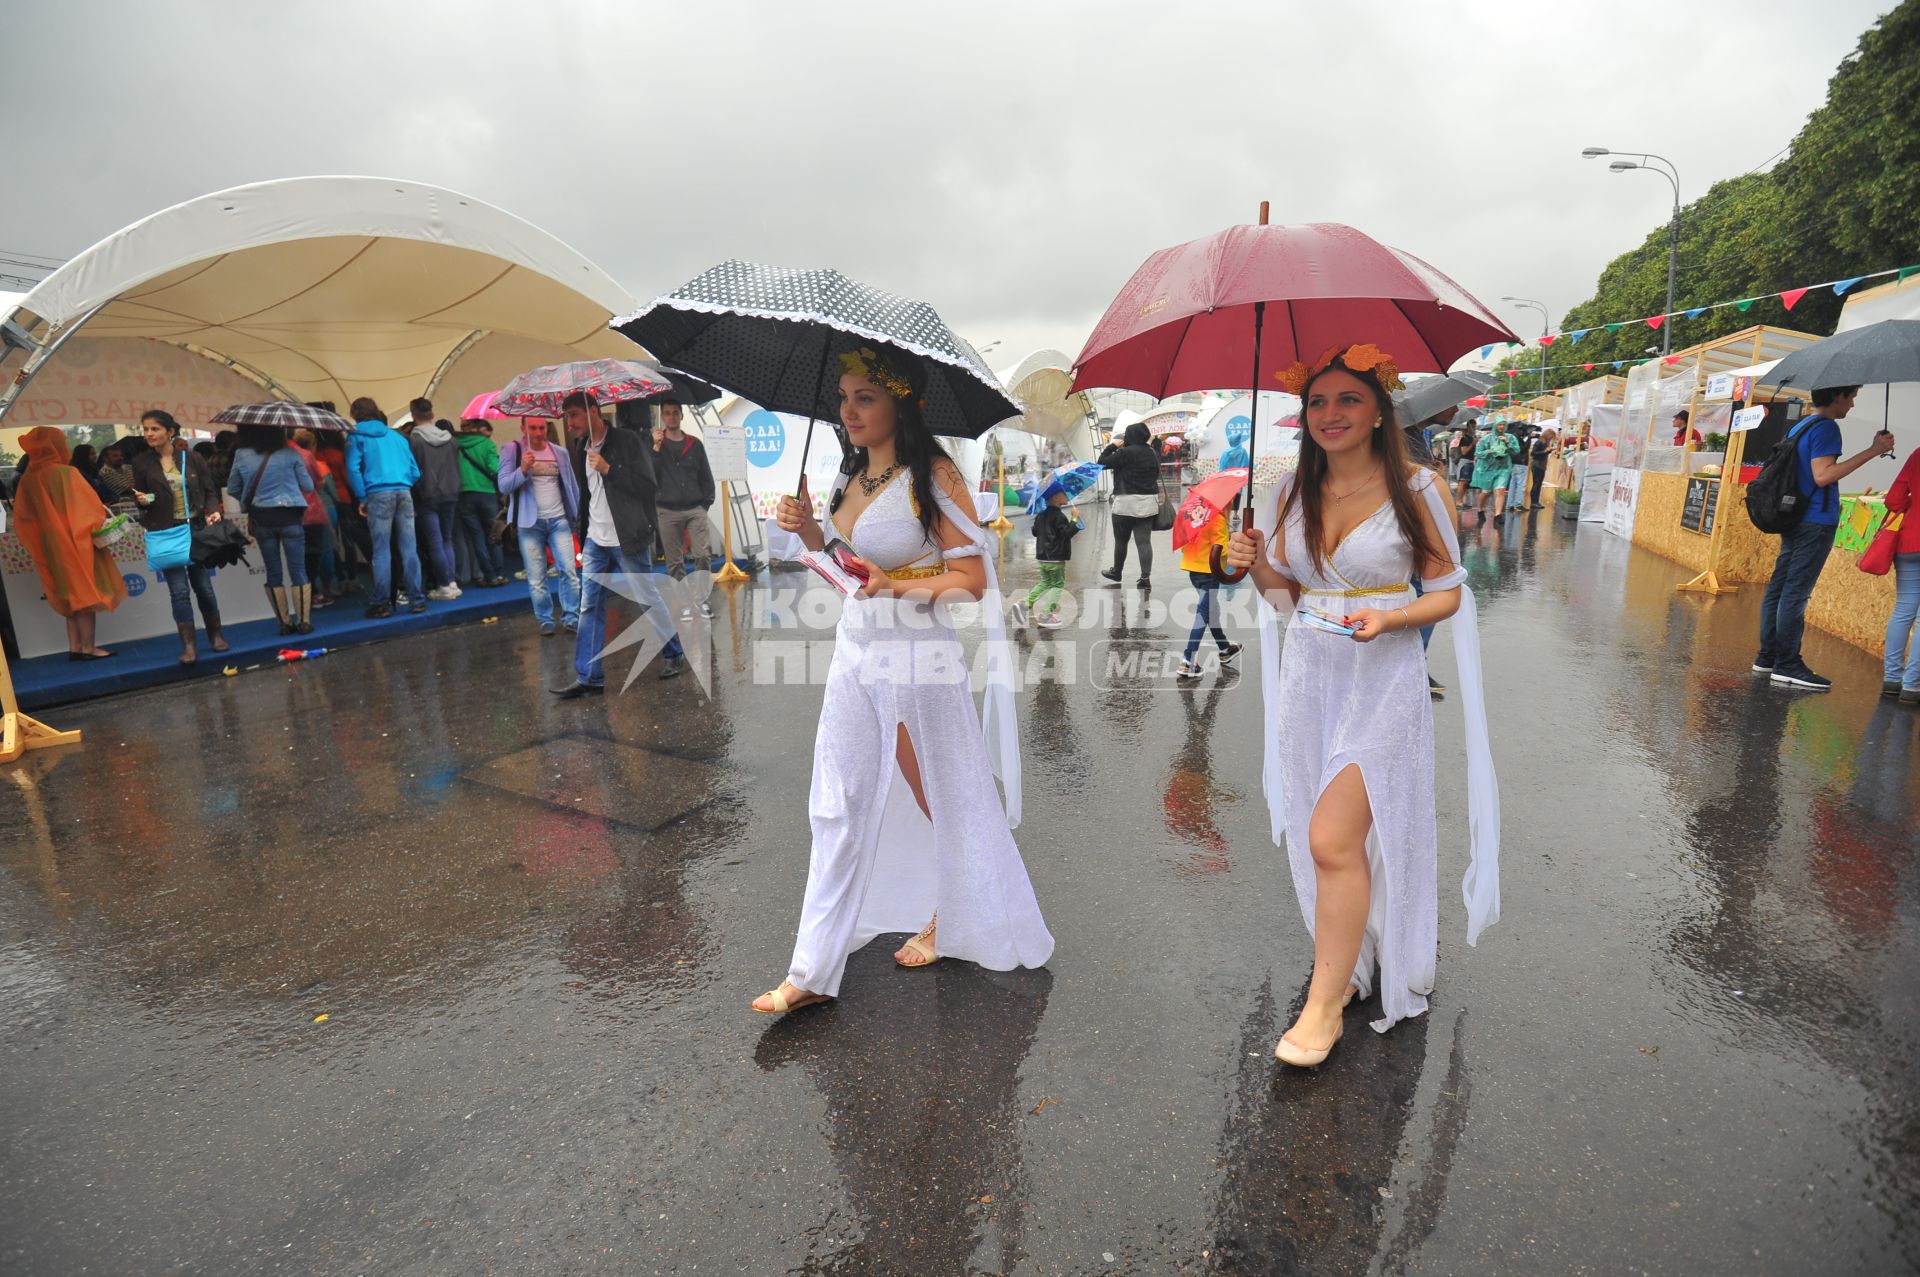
[4,509,1920,1274]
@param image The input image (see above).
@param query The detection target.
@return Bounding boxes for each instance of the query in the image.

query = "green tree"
[1493,0,1920,393]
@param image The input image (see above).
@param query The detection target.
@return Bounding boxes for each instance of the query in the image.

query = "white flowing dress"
[776,471,1054,998]
[1254,469,1500,1032]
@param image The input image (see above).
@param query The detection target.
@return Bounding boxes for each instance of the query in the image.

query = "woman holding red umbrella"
[1225,343,1498,1067]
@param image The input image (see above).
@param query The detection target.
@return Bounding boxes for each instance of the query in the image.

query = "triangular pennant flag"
[1647,315,1666,331]
[1685,307,1707,320]
[1901,266,1919,284]
[1833,276,1865,296]
[1583,363,1596,371]
[1570,329,1588,343]
[1612,361,1624,369]
[1605,322,1623,333]
[1506,369,1521,377]
[1664,356,1682,366]
[1539,335,1556,347]
[1480,345,1493,359]
[1735,298,1756,312]
[1780,287,1809,311]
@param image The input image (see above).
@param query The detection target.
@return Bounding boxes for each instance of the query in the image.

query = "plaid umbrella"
[614,261,1017,486]
[492,359,677,418]
[210,401,352,432]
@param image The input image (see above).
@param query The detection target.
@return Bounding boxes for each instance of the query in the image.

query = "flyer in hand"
[800,543,869,597]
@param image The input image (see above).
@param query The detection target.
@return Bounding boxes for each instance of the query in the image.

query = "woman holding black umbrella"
[757,345,1054,1015]
[1225,343,1498,1068]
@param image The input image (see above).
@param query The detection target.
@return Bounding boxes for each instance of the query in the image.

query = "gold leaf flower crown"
[1277,343,1404,395]
[838,346,916,400]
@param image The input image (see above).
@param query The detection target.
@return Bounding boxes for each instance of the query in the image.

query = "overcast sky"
[3,1,1895,365]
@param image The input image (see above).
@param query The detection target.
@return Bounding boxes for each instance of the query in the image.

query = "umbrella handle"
[1212,504,1249,583]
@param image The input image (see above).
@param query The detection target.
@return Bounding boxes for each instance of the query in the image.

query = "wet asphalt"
[3,504,1918,1275]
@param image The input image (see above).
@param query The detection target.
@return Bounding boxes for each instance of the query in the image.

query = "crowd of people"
[3,393,722,668]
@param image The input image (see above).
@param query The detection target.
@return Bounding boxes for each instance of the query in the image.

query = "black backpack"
[1744,416,1822,534]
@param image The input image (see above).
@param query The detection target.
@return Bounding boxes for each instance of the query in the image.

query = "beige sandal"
[1276,1021,1343,1068]
[752,982,831,1015]
[895,918,940,969]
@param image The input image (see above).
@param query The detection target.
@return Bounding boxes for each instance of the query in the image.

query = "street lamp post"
[1502,296,1551,404]
[1582,147,1680,356]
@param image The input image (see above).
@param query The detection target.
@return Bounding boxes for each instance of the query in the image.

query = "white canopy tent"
[997,348,1098,459]
[0,176,644,429]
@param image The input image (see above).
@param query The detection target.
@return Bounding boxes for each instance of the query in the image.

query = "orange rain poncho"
[12,426,128,617]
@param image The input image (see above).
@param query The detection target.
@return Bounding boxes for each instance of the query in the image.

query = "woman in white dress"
[1225,343,1500,1067]
[756,346,1054,1014]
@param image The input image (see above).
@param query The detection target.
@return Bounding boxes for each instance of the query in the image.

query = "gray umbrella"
[1396,374,1490,425]
[1760,320,1920,392]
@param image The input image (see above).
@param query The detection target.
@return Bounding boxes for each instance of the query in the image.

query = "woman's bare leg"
[893,723,937,963]
[1281,763,1372,1053]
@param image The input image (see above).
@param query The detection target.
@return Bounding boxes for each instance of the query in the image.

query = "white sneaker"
[1010,601,1029,627]
[1176,658,1203,679]
[1037,613,1063,630]
[679,607,692,620]
[394,591,410,606]
[442,582,462,599]
[698,602,713,619]
[426,585,451,601]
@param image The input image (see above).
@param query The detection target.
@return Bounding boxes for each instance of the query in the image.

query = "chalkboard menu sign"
[1681,475,1718,535]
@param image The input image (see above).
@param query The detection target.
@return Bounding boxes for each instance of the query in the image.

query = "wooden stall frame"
[0,642,81,764]
[1675,327,1815,594]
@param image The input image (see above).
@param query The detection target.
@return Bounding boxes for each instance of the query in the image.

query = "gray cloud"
[3,0,1887,366]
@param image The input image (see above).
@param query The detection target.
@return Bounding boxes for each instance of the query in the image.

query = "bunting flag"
[1526,261,1919,342]
[1583,363,1596,370]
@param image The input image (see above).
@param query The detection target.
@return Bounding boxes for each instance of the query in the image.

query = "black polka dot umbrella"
[614,261,1017,486]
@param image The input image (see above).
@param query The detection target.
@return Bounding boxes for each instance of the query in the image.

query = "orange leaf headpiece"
[1276,343,1404,396]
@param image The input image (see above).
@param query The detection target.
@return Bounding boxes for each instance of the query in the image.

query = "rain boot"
[293,583,315,635]
[267,585,292,636]
[177,623,198,665]
[205,614,230,653]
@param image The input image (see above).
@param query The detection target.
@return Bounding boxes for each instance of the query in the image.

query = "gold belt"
[1303,583,1411,597]
[888,564,945,581]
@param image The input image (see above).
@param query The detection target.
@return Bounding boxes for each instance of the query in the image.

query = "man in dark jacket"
[651,401,718,618]
[554,392,685,696]
[409,417,463,597]
[1098,420,1161,586]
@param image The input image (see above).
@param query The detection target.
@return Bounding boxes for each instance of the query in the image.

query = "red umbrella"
[1170,467,1249,550]
[1072,207,1518,578]
[1072,220,1516,395]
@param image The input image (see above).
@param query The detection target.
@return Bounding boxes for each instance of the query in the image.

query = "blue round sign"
[744,410,786,469]
[124,573,146,597]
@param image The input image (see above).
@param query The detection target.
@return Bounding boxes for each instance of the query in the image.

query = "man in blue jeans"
[496,417,582,635]
[1756,385,1894,690]
[345,396,426,618]
[552,392,684,697]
